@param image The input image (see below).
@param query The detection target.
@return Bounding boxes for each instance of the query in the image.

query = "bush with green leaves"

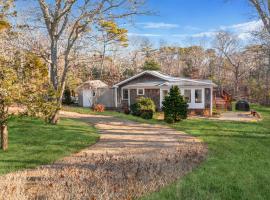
[162,86,188,123]
[140,110,154,119]
[130,103,141,116]
[130,97,156,119]
[63,87,72,105]
[142,59,161,71]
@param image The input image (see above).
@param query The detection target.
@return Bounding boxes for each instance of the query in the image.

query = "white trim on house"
[128,89,131,106]
[158,86,207,109]
[113,71,158,87]
[113,71,216,88]
[137,88,145,95]
[122,88,129,100]
[180,88,205,109]
[114,87,118,108]
[160,89,169,108]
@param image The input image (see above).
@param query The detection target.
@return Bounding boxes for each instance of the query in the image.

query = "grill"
[235,100,250,111]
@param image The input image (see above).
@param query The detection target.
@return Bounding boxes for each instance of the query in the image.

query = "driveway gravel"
[0,111,207,200]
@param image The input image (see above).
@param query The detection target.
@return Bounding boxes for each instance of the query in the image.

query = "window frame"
[184,89,191,103]
[122,89,129,100]
[195,89,202,103]
[137,88,145,96]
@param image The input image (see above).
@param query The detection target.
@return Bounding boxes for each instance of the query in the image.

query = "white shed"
[76,80,108,107]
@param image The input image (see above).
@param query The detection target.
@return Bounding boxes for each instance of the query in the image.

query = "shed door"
[83,90,93,107]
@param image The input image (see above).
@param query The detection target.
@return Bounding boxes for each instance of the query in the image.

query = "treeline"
[69,32,270,105]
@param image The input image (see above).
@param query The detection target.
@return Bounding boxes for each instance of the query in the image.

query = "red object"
[93,104,105,112]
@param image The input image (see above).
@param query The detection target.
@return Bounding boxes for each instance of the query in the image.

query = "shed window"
[122,89,129,100]
[184,90,191,103]
[195,89,202,103]
[137,88,144,95]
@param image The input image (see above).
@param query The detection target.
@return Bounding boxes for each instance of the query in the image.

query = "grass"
[62,105,162,124]
[142,104,270,200]
[0,117,99,175]
[64,105,270,199]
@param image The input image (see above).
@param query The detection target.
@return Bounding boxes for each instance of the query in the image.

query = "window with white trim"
[195,89,202,103]
[137,88,144,95]
[162,90,168,98]
[122,89,129,100]
[184,89,191,103]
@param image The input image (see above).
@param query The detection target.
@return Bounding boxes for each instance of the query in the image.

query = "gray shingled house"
[112,70,216,116]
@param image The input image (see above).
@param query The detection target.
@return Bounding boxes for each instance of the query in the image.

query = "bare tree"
[36,0,147,124]
[214,31,249,99]
[249,0,270,104]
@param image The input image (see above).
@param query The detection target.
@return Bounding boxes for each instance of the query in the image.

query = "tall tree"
[142,59,160,71]
[214,31,249,99]
[37,0,147,124]
[0,0,14,31]
[249,0,270,104]
[97,20,128,79]
[0,0,16,151]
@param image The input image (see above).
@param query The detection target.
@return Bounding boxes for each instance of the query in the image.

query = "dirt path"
[0,111,207,200]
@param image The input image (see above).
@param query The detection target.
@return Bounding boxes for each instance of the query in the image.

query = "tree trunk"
[265,50,270,105]
[100,40,106,79]
[48,60,68,125]
[49,109,60,125]
[1,125,8,151]
[50,39,58,90]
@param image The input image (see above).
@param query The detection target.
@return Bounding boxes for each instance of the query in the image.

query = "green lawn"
[64,105,270,199]
[62,105,163,124]
[142,104,270,200]
[0,117,99,175]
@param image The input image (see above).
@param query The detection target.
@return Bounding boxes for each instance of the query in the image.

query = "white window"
[137,88,145,95]
[195,89,202,103]
[122,89,129,100]
[161,89,169,102]
[184,90,191,103]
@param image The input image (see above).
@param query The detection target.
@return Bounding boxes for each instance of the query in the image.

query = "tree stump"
[1,125,8,151]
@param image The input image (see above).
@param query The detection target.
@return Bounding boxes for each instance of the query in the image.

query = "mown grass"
[0,117,99,175]
[62,105,162,124]
[141,104,270,200]
[64,105,270,199]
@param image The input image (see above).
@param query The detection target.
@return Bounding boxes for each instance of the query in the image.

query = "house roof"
[122,81,165,88]
[113,70,216,87]
[76,80,108,92]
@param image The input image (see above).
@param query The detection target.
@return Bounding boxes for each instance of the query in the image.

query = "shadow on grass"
[0,117,99,175]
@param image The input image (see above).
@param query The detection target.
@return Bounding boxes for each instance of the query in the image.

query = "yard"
[0,117,99,175]
[63,105,270,199]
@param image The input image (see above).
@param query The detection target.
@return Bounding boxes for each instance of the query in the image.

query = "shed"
[76,80,109,107]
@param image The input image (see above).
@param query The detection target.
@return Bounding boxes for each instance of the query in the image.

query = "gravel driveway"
[0,111,207,200]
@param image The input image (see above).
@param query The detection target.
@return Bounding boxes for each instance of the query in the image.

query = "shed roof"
[76,80,108,92]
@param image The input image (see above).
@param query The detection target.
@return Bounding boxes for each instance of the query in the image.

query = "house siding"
[129,88,160,109]
[145,89,160,109]
[117,73,164,108]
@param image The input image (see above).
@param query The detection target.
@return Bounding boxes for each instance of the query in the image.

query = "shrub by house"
[162,86,188,123]
[130,97,156,119]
